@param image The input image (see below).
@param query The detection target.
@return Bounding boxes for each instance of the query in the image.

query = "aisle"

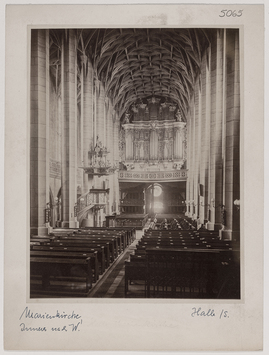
[88,238,139,298]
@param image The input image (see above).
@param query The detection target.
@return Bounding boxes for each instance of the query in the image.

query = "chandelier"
[80,136,118,177]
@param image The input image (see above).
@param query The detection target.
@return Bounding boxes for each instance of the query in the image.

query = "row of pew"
[149,217,197,230]
[125,228,240,299]
[115,214,149,228]
[30,227,135,297]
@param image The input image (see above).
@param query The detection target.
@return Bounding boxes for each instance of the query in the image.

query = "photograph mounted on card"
[4,3,264,351]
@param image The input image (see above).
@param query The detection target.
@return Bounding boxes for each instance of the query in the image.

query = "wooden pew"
[51,236,116,262]
[83,228,133,248]
[144,232,195,237]
[126,247,228,298]
[138,241,203,249]
[145,248,229,298]
[125,229,239,298]
[31,249,99,283]
[42,240,111,268]
[55,231,123,254]
[53,227,135,247]
[30,225,135,298]
[125,261,147,297]
[30,256,92,296]
[30,237,51,243]
[32,244,106,275]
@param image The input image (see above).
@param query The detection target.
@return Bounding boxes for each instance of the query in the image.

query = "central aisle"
[88,234,141,298]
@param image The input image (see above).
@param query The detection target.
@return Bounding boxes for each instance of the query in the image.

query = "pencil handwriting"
[19,307,83,332]
[191,307,229,318]
[219,10,243,17]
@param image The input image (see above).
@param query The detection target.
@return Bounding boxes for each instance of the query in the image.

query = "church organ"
[119,97,187,172]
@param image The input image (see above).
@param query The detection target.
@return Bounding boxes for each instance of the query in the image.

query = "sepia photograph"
[29,27,241,299]
[4,3,264,351]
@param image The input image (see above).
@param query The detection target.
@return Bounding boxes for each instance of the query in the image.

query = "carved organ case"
[119,97,187,171]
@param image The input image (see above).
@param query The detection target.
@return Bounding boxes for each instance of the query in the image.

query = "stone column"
[185,117,191,216]
[178,130,183,159]
[106,99,114,164]
[200,48,211,224]
[173,127,179,159]
[221,30,240,241]
[114,113,120,214]
[207,30,224,230]
[150,129,158,160]
[163,140,168,160]
[94,79,106,191]
[189,98,196,217]
[193,81,201,219]
[30,29,50,236]
[204,46,212,223]
[125,126,134,160]
[61,29,79,228]
[150,185,154,216]
[106,99,114,215]
[81,57,94,194]
[96,80,105,144]
[197,87,203,220]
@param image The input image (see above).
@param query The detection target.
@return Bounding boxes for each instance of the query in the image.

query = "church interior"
[30,28,240,298]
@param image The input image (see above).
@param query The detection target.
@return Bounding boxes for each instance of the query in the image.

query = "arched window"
[153,184,162,197]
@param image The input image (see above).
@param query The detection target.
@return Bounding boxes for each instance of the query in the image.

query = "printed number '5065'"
[219,10,243,17]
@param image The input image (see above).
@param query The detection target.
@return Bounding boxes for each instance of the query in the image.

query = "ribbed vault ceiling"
[49,28,212,120]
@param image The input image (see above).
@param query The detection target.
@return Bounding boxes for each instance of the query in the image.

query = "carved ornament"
[139,103,147,109]
[150,121,158,131]
[131,104,138,113]
[147,96,161,104]
[175,110,183,121]
[169,104,177,112]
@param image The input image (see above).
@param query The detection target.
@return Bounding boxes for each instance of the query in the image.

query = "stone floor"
[88,238,139,298]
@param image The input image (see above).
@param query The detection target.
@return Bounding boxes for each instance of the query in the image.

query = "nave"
[30,28,241,300]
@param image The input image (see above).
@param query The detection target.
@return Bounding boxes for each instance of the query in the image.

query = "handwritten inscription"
[20,323,47,332]
[19,307,83,332]
[191,307,229,318]
[219,10,243,17]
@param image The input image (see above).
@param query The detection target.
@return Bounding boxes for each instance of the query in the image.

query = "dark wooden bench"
[51,235,118,260]
[31,244,106,275]
[57,236,116,261]
[83,229,131,249]
[53,227,135,248]
[54,232,122,254]
[145,248,239,298]
[42,240,111,268]
[145,230,195,235]
[125,229,239,298]
[30,250,99,282]
[30,256,92,296]
[125,261,147,297]
[137,240,204,249]
[30,237,51,243]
